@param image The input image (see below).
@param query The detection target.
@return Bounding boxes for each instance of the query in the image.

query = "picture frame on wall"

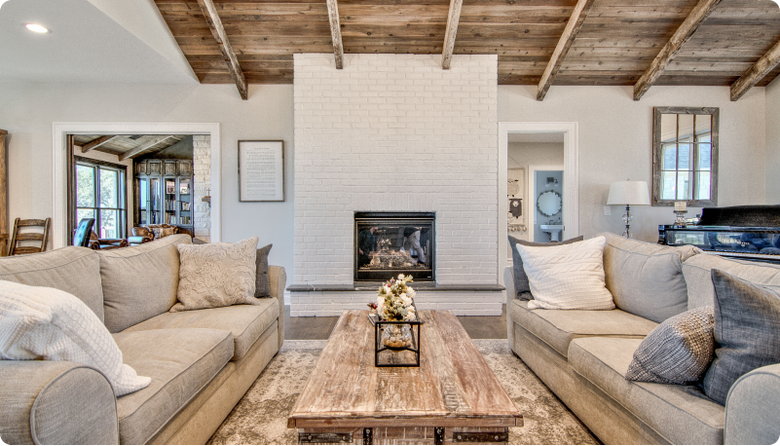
[238,140,284,202]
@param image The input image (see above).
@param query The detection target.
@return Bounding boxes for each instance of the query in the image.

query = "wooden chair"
[8,218,51,256]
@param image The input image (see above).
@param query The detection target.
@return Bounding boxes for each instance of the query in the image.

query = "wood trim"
[731,37,780,101]
[536,0,596,101]
[326,0,344,69]
[66,135,76,244]
[196,0,249,100]
[79,135,118,153]
[633,0,722,101]
[118,136,173,161]
[0,129,6,256]
[442,0,463,70]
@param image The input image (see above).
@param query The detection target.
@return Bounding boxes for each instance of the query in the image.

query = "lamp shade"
[607,181,650,206]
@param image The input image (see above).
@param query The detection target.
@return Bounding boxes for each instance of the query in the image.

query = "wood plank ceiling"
[154,0,780,100]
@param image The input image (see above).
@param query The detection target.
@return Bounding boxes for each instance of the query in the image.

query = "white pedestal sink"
[540,225,563,242]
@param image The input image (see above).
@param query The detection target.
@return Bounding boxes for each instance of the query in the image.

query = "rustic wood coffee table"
[288,310,523,445]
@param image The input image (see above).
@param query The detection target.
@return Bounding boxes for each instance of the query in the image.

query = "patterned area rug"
[208,339,599,445]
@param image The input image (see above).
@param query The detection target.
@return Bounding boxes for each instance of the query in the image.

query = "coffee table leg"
[434,427,445,445]
[363,428,372,445]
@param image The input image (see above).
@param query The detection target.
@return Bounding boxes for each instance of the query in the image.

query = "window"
[75,158,126,239]
[652,107,719,207]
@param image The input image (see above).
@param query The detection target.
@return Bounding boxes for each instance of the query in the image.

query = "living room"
[2,0,780,444]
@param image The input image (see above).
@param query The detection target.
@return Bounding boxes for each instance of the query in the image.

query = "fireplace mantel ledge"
[287,283,505,292]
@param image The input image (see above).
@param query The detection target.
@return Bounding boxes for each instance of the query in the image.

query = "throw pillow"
[0,280,151,396]
[701,269,780,405]
[255,244,273,298]
[626,306,715,384]
[508,235,583,301]
[600,232,697,323]
[515,236,615,310]
[172,237,260,312]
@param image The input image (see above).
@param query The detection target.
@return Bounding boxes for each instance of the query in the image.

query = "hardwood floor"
[285,305,507,340]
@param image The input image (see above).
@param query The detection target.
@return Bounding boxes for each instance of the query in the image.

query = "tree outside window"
[76,160,126,239]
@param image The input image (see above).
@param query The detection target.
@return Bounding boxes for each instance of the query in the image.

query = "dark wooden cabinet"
[135,159,193,232]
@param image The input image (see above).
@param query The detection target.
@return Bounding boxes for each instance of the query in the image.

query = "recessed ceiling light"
[25,23,50,34]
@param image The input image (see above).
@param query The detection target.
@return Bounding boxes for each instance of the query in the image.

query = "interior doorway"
[498,122,579,284]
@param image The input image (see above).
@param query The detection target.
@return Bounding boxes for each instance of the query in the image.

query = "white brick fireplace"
[291,54,503,316]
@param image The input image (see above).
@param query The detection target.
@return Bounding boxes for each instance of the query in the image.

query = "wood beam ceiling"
[536,0,595,101]
[442,0,463,70]
[326,0,344,69]
[80,135,119,153]
[633,0,722,101]
[118,136,173,162]
[731,37,780,101]
[196,0,248,100]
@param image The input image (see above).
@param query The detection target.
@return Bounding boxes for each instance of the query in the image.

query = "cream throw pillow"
[172,237,259,312]
[0,280,151,396]
[516,236,615,310]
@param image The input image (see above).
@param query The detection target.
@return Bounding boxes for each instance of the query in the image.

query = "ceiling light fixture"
[25,23,50,33]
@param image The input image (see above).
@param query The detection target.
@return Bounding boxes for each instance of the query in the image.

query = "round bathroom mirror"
[537,191,562,217]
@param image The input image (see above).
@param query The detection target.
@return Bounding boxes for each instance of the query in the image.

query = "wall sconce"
[202,188,211,208]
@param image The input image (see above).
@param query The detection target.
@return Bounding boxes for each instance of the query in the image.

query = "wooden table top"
[288,310,523,429]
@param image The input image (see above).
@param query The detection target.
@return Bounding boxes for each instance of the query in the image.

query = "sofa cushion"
[682,253,780,310]
[121,299,279,360]
[601,232,697,322]
[172,237,259,312]
[507,235,583,300]
[702,270,780,405]
[112,328,234,445]
[508,299,657,358]
[515,236,615,310]
[255,244,273,298]
[569,337,724,445]
[626,306,714,385]
[0,246,105,322]
[98,234,192,333]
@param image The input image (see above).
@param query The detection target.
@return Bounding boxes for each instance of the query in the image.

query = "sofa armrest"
[127,235,152,245]
[0,360,119,445]
[268,265,287,349]
[725,363,780,445]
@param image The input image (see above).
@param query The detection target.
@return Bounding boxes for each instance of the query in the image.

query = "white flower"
[398,273,405,280]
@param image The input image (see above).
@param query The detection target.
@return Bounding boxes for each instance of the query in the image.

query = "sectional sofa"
[0,234,286,444]
[506,232,780,445]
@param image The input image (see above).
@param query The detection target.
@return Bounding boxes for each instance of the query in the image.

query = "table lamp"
[607,180,650,238]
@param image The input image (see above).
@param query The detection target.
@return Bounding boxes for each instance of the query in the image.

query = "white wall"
[498,85,767,243]
[767,78,780,203]
[0,82,295,277]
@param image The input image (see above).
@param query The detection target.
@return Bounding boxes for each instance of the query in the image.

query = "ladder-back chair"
[8,217,51,256]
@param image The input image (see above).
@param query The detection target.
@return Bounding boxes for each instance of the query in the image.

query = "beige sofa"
[506,232,780,445]
[0,234,286,445]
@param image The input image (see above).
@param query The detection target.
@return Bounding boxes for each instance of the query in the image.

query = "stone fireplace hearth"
[289,53,504,317]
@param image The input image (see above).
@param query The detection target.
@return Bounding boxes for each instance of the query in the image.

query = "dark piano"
[658,205,780,264]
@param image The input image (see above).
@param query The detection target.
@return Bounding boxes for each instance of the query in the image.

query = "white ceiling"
[0,0,196,84]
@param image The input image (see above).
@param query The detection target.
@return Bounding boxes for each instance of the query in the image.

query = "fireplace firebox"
[354,212,435,282]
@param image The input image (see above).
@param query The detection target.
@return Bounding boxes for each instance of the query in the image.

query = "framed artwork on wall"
[238,140,284,202]
[508,167,526,231]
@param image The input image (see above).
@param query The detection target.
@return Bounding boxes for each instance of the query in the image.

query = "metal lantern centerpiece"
[369,274,424,367]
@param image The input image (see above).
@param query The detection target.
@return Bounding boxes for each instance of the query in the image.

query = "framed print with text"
[238,140,284,202]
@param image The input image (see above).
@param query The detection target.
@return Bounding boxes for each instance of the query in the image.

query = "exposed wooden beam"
[119,136,173,162]
[80,135,119,153]
[196,0,249,100]
[731,37,780,101]
[633,0,722,101]
[536,0,596,101]
[326,0,344,69]
[442,0,463,70]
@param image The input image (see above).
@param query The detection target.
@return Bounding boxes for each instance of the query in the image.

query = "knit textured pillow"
[626,306,715,384]
[0,280,151,396]
[172,237,259,312]
[515,236,615,310]
[508,235,584,301]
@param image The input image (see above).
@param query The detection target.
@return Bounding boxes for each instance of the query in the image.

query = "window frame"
[652,106,719,207]
[74,157,127,240]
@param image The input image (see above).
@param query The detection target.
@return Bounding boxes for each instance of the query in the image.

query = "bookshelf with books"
[135,160,194,234]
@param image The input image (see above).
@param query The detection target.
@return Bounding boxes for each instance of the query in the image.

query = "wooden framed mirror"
[652,107,719,207]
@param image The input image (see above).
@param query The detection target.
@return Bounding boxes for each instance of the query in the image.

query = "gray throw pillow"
[701,269,780,405]
[508,235,583,300]
[626,306,714,384]
[255,244,272,298]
